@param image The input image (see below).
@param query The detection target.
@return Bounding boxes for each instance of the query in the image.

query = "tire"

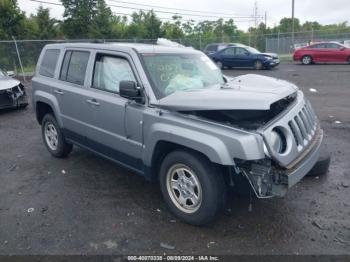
[215,61,223,70]
[41,114,73,158]
[19,103,28,109]
[254,60,263,70]
[159,150,226,225]
[306,151,331,177]
[347,56,350,64]
[301,55,312,65]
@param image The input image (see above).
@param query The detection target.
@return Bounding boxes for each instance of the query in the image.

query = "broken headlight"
[270,127,287,154]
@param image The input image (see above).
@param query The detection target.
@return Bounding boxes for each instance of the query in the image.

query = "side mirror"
[340,47,346,51]
[119,80,143,102]
[7,71,15,77]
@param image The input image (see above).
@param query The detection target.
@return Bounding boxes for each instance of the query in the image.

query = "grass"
[279,54,293,62]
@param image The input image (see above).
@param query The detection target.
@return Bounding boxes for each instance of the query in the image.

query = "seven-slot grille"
[288,101,317,151]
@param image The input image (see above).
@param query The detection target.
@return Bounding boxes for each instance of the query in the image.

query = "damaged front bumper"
[234,124,323,198]
[0,84,28,110]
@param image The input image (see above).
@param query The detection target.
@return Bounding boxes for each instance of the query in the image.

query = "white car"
[0,69,28,110]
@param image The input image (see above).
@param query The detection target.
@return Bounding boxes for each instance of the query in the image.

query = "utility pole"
[291,0,295,47]
[264,11,267,27]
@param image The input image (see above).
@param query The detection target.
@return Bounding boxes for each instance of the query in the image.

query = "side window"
[326,43,340,49]
[92,54,136,93]
[235,47,247,55]
[311,44,326,49]
[206,45,217,52]
[39,49,60,78]
[222,47,235,55]
[60,50,90,85]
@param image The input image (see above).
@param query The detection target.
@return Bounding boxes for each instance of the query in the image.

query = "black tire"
[301,55,312,65]
[159,150,226,225]
[41,114,73,158]
[307,151,331,177]
[254,60,263,70]
[19,103,28,109]
[347,56,350,64]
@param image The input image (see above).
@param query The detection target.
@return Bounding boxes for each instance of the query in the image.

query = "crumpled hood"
[261,52,278,58]
[0,77,20,91]
[157,74,298,111]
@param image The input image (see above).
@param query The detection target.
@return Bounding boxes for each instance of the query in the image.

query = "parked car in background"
[203,43,240,55]
[293,42,350,65]
[208,44,280,70]
[0,69,28,110]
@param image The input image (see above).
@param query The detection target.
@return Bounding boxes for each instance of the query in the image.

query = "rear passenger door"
[219,47,236,67]
[233,47,252,67]
[310,43,327,61]
[86,51,145,172]
[55,49,95,145]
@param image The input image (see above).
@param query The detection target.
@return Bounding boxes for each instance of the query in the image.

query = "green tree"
[32,6,58,39]
[127,10,161,39]
[161,15,184,39]
[61,0,97,38]
[278,17,301,33]
[89,0,113,39]
[0,0,25,39]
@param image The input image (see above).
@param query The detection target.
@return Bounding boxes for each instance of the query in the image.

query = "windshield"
[141,53,224,99]
[245,46,261,54]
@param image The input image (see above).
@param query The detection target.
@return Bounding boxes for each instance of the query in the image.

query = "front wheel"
[42,114,73,158]
[159,150,226,225]
[302,55,312,65]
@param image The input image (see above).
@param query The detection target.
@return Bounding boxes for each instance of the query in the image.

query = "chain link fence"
[265,30,350,54]
[1,30,350,75]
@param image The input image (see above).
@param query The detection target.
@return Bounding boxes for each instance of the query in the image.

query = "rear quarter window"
[60,50,90,86]
[39,49,60,78]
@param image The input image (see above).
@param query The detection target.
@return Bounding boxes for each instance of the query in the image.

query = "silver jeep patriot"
[32,43,324,225]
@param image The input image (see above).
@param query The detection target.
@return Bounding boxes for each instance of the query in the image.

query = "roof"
[43,42,200,54]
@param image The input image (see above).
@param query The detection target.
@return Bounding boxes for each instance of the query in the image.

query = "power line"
[107,0,253,17]
[30,0,262,20]
[107,2,261,19]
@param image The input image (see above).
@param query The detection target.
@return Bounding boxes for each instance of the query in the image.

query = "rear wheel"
[42,114,73,158]
[347,56,350,64]
[254,60,263,70]
[159,150,226,225]
[301,55,312,65]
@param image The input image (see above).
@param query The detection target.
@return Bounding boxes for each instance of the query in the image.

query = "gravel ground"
[0,62,349,255]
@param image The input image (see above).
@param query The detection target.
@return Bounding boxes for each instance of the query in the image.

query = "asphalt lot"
[0,62,349,255]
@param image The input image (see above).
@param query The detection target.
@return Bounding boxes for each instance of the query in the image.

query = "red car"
[293,42,350,65]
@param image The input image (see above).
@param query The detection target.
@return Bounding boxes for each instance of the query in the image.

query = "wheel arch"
[149,140,216,180]
[34,91,62,126]
[301,54,313,63]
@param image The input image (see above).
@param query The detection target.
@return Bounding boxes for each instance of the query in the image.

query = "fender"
[33,90,63,127]
[143,122,265,166]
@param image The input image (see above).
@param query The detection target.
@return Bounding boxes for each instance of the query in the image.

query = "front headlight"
[271,127,287,154]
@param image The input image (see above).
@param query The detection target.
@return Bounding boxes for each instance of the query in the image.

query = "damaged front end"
[0,83,28,110]
[233,123,322,199]
[179,91,323,198]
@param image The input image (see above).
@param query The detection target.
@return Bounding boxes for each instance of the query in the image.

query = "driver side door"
[86,51,145,173]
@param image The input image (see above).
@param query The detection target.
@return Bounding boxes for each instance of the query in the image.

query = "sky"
[18,0,350,31]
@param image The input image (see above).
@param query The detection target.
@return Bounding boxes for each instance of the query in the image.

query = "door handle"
[86,98,100,106]
[54,89,63,95]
